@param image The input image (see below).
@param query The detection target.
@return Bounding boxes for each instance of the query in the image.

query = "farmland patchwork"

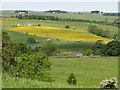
[7,26,112,44]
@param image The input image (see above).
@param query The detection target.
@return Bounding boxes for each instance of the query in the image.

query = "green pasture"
[2,57,118,88]
[2,12,118,88]
[2,11,117,22]
[2,19,118,38]
[3,29,95,53]
[30,12,117,22]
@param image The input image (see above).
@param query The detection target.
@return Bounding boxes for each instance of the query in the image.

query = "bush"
[101,40,120,56]
[2,31,20,73]
[88,25,110,38]
[93,40,105,55]
[95,40,104,49]
[27,37,36,44]
[17,53,54,82]
[41,41,57,56]
[25,32,28,35]
[2,31,54,82]
[65,25,70,29]
[83,49,93,56]
[100,77,117,89]
[38,24,41,26]
[67,73,77,85]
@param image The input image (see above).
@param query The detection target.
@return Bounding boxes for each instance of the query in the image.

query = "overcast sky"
[0,0,119,2]
[1,1,119,12]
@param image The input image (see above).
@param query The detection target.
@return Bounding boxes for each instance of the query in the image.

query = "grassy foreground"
[2,57,118,88]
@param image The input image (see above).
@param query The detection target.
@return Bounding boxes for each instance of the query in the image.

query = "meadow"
[2,57,118,88]
[3,29,96,53]
[29,12,117,22]
[2,19,118,39]
[2,11,119,88]
[2,11,117,22]
[2,17,117,52]
[6,26,111,44]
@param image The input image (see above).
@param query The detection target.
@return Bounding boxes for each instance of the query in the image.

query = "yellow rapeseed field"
[7,26,112,44]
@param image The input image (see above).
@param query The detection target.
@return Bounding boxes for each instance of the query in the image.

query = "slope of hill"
[6,26,112,44]
[2,10,117,22]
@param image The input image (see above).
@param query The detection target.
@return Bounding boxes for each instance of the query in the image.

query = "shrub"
[65,25,70,29]
[2,32,54,82]
[83,49,93,56]
[38,24,41,26]
[25,32,28,35]
[95,40,104,49]
[100,77,117,89]
[17,53,54,82]
[41,41,57,56]
[2,31,20,73]
[67,73,77,85]
[88,25,110,38]
[13,25,16,27]
[101,40,120,56]
[27,37,36,44]
[113,34,118,40]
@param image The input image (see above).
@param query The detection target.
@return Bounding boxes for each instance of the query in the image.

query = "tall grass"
[2,57,118,88]
[2,74,81,88]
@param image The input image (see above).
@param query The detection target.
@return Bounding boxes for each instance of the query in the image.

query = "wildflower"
[100,77,117,89]
[6,26,112,44]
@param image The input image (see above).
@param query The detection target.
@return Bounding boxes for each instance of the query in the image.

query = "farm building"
[17,24,32,27]
[65,52,83,56]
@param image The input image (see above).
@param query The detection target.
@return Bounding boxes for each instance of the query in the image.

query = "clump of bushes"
[65,25,70,29]
[41,41,58,56]
[83,49,93,56]
[100,77,117,89]
[101,40,120,56]
[27,37,36,44]
[17,53,54,82]
[25,32,28,35]
[88,25,110,38]
[67,73,77,85]
[38,24,41,26]
[2,31,54,82]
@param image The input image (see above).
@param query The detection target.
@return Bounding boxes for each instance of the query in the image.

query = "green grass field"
[3,29,96,53]
[2,57,118,88]
[3,29,47,44]
[2,19,118,39]
[2,11,117,22]
[2,11,119,88]
[29,12,117,22]
[50,58,118,88]
[2,17,118,52]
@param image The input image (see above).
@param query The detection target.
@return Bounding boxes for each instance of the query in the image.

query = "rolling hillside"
[6,26,112,44]
[2,10,117,22]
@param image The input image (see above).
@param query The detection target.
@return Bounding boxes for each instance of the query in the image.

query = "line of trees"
[93,40,120,56]
[88,25,110,38]
[15,10,28,13]
[103,13,118,16]
[44,10,68,13]
[101,40,120,56]
[10,15,118,26]
[14,15,59,21]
